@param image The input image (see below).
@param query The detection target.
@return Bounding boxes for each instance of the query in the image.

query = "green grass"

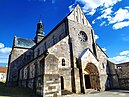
[0,80,6,83]
[0,82,38,97]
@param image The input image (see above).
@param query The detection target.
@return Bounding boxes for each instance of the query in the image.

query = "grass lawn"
[0,82,38,97]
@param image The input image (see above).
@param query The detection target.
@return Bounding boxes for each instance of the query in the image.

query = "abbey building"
[7,5,119,96]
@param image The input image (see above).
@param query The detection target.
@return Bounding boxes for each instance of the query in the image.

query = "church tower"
[35,20,44,43]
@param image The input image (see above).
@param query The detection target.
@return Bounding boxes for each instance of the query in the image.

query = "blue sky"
[0,0,129,66]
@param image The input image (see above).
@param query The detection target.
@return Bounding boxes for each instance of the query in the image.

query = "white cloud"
[69,0,121,15]
[109,56,129,64]
[68,0,129,29]
[0,43,4,48]
[69,4,75,12]
[125,6,129,9]
[100,21,106,26]
[102,48,107,52]
[109,50,129,64]
[97,7,113,20]
[0,42,12,54]
[0,47,12,54]
[120,50,129,56]
[98,7,129,29]
[92,20,95,24]
[0,54,9,59]
[0,58,9,63]
[94,35,99,40]
[109,8,129,24]
[113,21,129,30]
[0,42,12,64]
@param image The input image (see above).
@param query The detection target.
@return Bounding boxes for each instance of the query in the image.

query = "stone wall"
[8,48,33,85]
[16,20,69,96]
[116,65,129,89]
[34,22,67,59]
[96,45,108,91]
[7,4,116,97]
[9,48,28,63]
[18,55,45,96]
[43,54,60,97]
[48,36,72,93]
[107,61,119,89]
[68,19,94,58]
[68,19,108,91]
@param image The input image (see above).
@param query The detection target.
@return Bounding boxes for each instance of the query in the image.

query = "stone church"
[7,5,119,97]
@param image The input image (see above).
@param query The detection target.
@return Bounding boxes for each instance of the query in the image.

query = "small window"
[82,18,84,24]
[62,59,65,66]
[76,16,78,22]
[102,63,105,69]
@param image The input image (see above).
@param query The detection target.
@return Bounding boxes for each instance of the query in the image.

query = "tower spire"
[35,19,45,43]
[36,19,44,36]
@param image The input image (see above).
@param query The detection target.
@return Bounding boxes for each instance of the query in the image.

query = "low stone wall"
[116,66,129,89]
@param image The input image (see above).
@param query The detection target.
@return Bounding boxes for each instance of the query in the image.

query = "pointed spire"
[35,19,45,43]
[39,20,42,24]
[36,19,44,36]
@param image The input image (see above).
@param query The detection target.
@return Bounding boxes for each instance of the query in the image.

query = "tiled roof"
[0,66,7,73]
[15,37,35,48]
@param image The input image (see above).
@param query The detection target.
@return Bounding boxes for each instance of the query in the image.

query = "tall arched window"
[61,76,64,90]
[102,63,105,69]
[62,59,65,66]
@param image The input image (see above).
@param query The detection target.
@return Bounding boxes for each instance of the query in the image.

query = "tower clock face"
[78,31,88,42]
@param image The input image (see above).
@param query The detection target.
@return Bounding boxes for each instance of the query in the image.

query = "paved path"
[62,90,129,97]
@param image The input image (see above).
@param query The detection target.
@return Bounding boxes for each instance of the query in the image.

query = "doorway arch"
[84,63,100,91]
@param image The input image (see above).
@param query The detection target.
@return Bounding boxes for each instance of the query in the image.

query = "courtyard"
[0,81,129,97]
[63,90,129,97]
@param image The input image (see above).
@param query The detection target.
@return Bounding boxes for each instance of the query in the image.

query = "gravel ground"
[62,90,129,97]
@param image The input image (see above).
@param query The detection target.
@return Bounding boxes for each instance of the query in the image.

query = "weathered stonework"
[7,4,117,97]
[115,62,129,89]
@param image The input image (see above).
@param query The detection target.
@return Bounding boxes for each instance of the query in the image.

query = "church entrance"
[84,74,91,89]
[84,63,100,90]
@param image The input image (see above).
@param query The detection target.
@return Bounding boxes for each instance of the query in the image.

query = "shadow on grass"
[0,82,39,97]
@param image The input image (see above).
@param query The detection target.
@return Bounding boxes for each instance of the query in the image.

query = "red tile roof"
[0,66,7,73]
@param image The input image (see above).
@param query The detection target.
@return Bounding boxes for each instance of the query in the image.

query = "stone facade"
[7,5,117,97]
[116,62,129,89]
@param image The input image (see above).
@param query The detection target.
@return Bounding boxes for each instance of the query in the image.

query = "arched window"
[76,16,78,22]
[62,59,65,66]
[82,18,84,24]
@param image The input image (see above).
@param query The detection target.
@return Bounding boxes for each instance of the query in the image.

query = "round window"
[78,31,88,42]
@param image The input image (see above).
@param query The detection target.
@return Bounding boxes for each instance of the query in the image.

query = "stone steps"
[85,89,100,94]
[62,90,73,95]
